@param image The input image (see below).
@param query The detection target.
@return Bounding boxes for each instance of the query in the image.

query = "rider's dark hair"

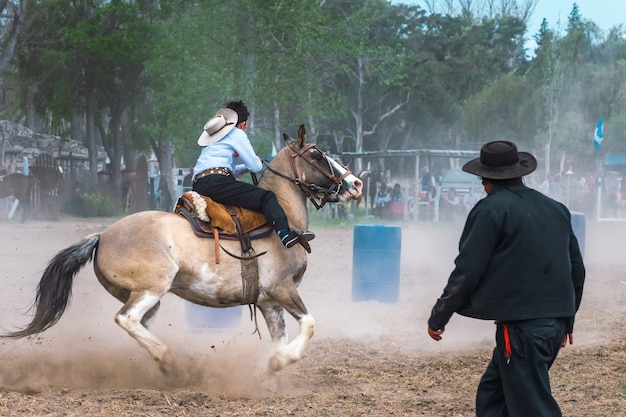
[225,100,249,125]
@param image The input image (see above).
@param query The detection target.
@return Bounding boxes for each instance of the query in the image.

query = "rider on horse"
[191,100,314,248]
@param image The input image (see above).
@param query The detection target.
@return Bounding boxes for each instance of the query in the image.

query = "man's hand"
[428,326,445,341]
[561,333,574,347]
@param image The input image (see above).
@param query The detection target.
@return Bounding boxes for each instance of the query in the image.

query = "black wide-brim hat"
[462,141,537,180]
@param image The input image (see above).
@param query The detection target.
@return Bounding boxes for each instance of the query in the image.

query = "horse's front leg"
[259,297,315,373]
[259,304,288,345]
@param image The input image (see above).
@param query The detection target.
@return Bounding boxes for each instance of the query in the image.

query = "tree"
[462,73,536,145]
[19,1,171,199]
[140,0,241,205]
[6,0,626,209]
[533,18,561,175]
[321,0,412,172]
[92,1,157,196]
[0,0,28,76]
[236,0,333,150]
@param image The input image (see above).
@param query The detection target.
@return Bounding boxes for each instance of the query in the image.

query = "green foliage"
[462,73,536,144]
[6,0,626,184]
[63,191,122,218]
[141,0,242,165]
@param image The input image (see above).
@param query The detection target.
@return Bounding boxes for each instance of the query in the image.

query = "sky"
[401,1,626,53]
[527,0,626,34]
[526,0,626,51]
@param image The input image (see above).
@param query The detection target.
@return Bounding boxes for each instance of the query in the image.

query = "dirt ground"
[0,212,624,416]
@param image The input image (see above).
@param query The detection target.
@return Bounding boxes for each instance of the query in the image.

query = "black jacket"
[428,182,585,333]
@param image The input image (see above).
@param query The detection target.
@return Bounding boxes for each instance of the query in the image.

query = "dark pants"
[476,318,566,417]
[192,174,289,231]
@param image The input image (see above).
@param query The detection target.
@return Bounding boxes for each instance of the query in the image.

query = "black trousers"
[476,318,566,417]
[192,174,289,231]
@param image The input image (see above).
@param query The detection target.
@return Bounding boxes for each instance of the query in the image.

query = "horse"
[0,173,30,222]
[356,169,384,212]
[1,125,363,382]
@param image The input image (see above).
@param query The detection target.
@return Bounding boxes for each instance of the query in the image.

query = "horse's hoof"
[159,362,189,387]
[268,355,283,373]
[158,357,185,383]
[159,360,175,376]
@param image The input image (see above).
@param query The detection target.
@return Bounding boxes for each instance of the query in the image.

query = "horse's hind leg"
[97,272,161,329]
[114,291,175,376]
[104,289,161,328]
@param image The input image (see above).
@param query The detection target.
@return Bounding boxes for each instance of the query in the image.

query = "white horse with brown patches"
[3,125,362,382]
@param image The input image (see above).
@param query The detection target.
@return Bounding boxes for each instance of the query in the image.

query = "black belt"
[194,167,231,182]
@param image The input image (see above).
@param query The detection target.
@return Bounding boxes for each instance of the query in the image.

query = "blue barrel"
[352,225,401,303]
[184,302,242,332]
[570,211,586,257]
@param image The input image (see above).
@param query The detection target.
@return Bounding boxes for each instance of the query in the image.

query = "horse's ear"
[296,124,306,147]
[282,132,296,146]
[282,124,306,148]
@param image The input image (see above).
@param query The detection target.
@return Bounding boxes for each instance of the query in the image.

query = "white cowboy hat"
[197,108,238,146]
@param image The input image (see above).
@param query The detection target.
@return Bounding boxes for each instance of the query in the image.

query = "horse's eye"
[310,150,324,161]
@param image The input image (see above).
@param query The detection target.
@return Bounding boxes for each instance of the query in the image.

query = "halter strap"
[263,143,351,209]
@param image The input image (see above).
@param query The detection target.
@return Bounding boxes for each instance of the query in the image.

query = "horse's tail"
[3,234,100,339]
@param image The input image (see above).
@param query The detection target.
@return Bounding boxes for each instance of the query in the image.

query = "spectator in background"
[441,187,464,221]
[463,186,481,213]
[549,174,564,202]
[539,173,552,195]
[420,167,436,199]
[373,182,391,218]
[391,183,403,203]
[389,182,405,220]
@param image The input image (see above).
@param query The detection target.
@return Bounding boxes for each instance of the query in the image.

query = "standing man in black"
[427,141,585,417]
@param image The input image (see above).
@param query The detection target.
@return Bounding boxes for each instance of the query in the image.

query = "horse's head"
[273,125,362,209]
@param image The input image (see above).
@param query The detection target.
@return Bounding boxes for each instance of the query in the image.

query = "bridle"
[263,142,352,209]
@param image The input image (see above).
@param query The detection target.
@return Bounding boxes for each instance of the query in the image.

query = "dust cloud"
[0,216,623,395]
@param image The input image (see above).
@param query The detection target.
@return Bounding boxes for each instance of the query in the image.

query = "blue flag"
[594,118,604,150]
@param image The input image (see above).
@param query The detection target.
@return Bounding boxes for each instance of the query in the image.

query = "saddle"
[174,191,274,262]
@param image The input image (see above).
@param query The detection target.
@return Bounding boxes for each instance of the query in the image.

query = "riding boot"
[277,229,315,248]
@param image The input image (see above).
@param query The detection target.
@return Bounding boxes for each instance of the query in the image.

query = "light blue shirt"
[193,127,263,180]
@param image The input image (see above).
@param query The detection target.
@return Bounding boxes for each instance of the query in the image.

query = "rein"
[263,143,351,209]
